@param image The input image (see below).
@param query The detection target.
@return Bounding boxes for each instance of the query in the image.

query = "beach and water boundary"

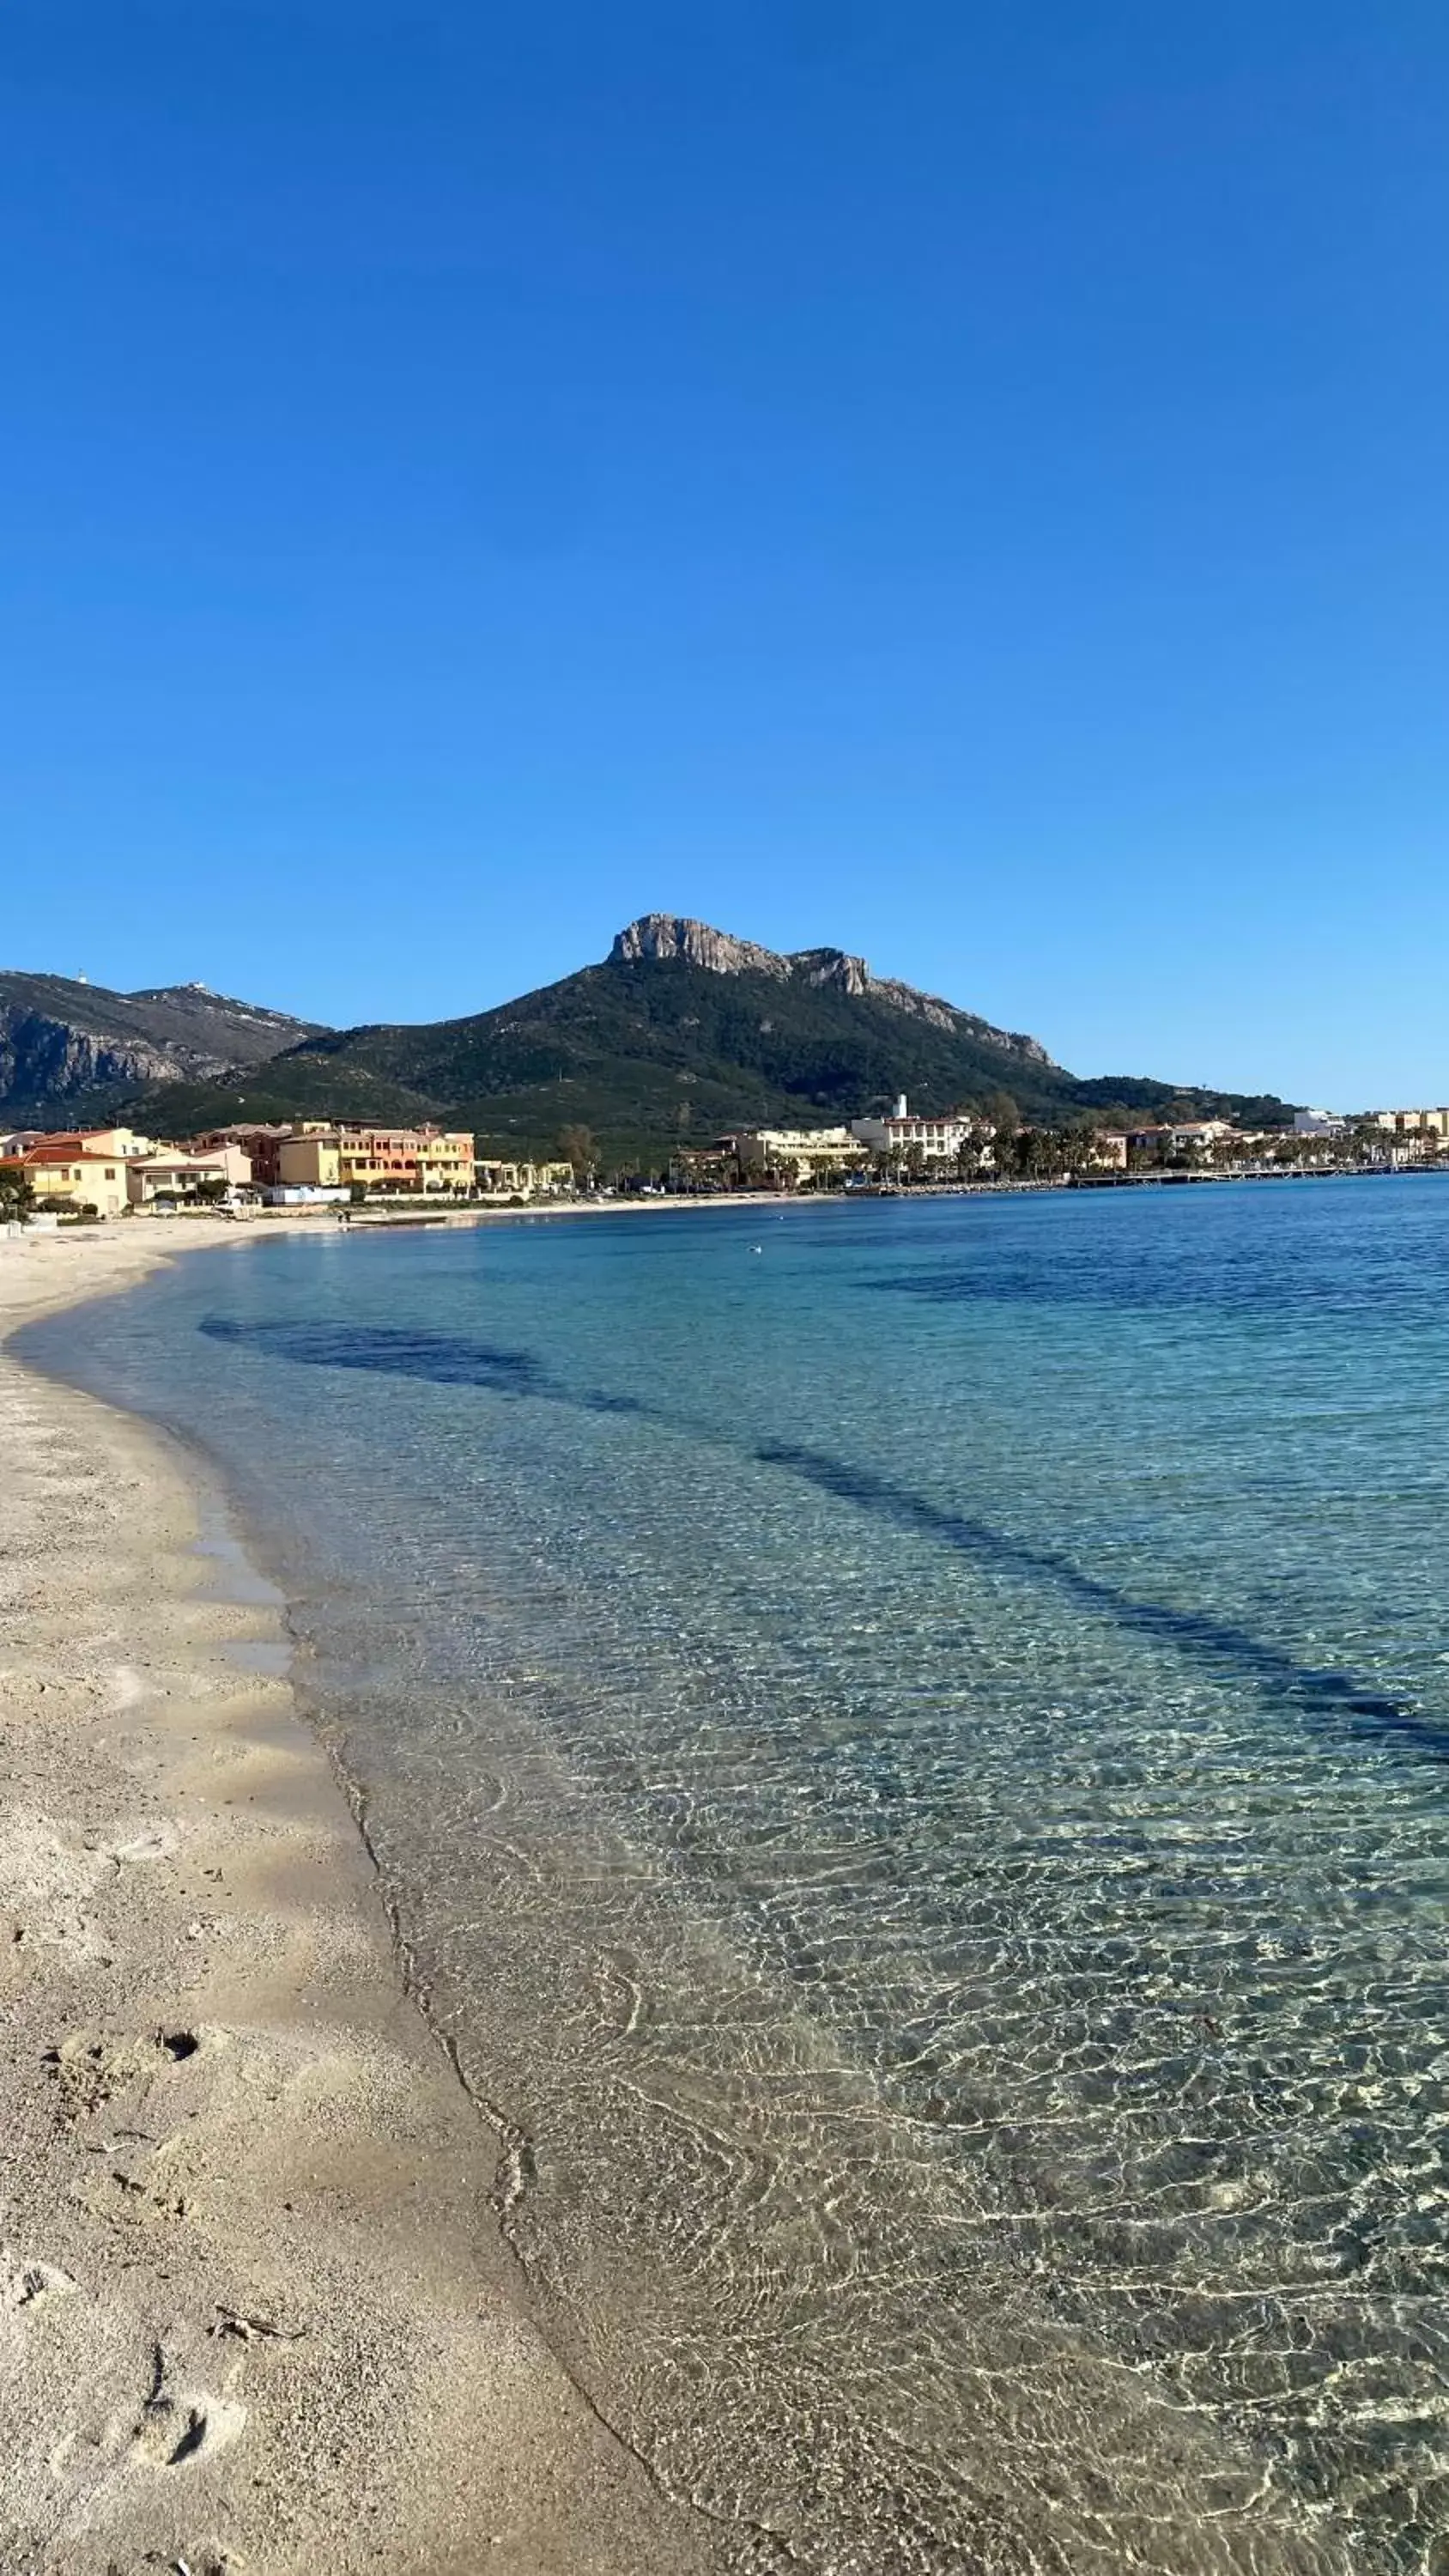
[0,1220,724,2576]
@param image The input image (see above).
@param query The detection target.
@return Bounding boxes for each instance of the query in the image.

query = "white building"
[125,1145,252,1206]
[849,1097,980,1163]
[1125,1121,1233,1155]
[1292,1109,1346,1137]
[726,1127,865,1183]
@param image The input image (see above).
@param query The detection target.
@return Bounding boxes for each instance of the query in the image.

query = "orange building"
[330,1126,476,1194]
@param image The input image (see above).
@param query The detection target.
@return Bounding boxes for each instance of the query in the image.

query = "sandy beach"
[0,1221,720,2576]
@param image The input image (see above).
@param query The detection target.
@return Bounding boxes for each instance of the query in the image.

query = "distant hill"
[0,971,324,1115]
[0,918,1299,1159]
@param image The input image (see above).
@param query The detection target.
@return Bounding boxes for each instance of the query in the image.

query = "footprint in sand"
[0,2247,77,2317]
[0,1807,179,1959]
[130,2342,248,2470]
[43,2023,213,2123]
[44,2339,249,2542]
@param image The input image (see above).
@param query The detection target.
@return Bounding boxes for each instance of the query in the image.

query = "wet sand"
[0,1224,720,2576]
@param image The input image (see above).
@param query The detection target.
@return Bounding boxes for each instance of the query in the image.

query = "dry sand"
[0,1222,721,2576]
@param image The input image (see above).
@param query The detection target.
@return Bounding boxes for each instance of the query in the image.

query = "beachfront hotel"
[848,1096,975,1160]
[729,1125,866,1182]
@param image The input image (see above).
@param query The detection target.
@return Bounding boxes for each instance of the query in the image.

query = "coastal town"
[0,1118,572,1218]
[684,1099,1449,1188]
[3,1097,1448,1220]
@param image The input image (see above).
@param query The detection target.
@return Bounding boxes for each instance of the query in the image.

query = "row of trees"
[1201,1121,1407,1171]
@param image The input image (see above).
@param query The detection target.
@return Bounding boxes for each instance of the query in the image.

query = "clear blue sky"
[3,3,1446,1104]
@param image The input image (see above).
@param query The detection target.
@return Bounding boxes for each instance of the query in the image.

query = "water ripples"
[23,1182,1449,2570]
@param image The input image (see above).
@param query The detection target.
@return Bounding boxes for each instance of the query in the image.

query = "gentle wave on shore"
[21,1180,1449,2572]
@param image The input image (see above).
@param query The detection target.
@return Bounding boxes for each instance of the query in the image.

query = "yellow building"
[276,1133,343,1189]
[413,1129,476,1191]
[2,1148,132,1218]
[73,1125,161,1159]
[333,1126,476,1194]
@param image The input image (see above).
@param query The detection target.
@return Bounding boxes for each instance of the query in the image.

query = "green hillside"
[277,925,1295,1159]
[2,917,1299,1165]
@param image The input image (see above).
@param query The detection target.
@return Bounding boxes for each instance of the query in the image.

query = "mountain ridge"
[0,970,324,1112]
[0,920,1299,1156]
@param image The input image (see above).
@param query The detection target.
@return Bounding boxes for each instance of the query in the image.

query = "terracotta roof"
[15,1147,122,1167]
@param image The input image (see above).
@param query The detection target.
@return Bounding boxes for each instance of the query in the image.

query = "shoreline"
[0,1206,1393,2571]
[0,1223,718,2576]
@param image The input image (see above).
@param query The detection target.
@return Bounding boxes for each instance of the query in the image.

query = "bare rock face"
[607,915,1055,1066]
[0,1012,177,1101]
[789,946,872,998]
[609,914,796,980]
[0,973,325,1113]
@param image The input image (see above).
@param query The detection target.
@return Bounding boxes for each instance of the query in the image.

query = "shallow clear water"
[23,1182,1449,2573]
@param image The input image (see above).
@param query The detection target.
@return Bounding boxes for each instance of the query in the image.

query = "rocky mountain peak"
[607,914,1055,1063]
[609,914,793,979]
[609,913,880,990]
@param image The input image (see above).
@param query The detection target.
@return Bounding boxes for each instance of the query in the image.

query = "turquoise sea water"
[22,1181,1449,2573]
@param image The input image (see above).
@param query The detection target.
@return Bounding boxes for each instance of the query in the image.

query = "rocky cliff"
[0,973,324,1114]
[609,914,799,979]
[608,914,1054,1065]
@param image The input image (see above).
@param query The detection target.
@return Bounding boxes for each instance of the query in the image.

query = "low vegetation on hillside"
[0,924,1296,1166]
